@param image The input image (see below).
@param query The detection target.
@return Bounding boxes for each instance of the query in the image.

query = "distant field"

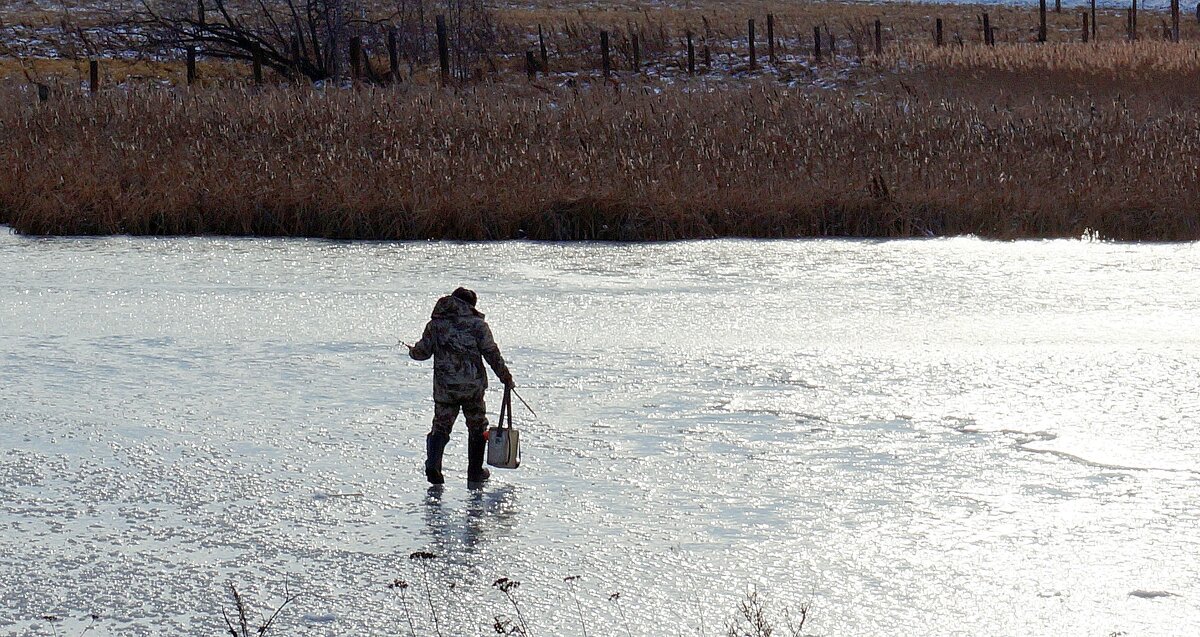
[1,1,1198,240]
[3,0,1195,82]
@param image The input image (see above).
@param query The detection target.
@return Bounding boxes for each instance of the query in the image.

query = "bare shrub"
[117,0,496,82]
[725,588,810,637]
[221,581,297,637]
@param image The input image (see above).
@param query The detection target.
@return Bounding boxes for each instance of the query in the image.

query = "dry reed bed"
[883,40,1200,74]
[869,41,1200,112]
[2,70,1198,241]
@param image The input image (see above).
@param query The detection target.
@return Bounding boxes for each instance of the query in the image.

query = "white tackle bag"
[487,386,521,469]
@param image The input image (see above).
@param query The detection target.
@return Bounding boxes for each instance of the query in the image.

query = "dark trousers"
[431,393,489,437]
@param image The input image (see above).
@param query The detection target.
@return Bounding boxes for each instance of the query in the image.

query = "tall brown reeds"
[2,40,1199,241]
[883,39,1200,75]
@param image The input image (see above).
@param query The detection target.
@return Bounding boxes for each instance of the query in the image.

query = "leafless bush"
[725,588,810,637]
[127,0,374,81]
[120,0,496,82]
[221,581,297,637]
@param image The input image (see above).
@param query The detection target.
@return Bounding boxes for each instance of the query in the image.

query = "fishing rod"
[509,387,539,420]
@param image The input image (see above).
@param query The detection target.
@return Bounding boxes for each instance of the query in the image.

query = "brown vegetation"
[3,41,1199,241]
[1,1,1198,241]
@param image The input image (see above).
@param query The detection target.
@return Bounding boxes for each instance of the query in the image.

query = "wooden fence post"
[1039,0,1048,42]
[936,18,944,46]
[89,59,98,93]
[1127,7,1134,40]
[748,19,756,69]
[982,13,992,45]
[1172,0,1180,41]
[687,30,695,75]
[436,14,449,84]
[1056,0,1062,13]
[1082,12,1090,42]
[186,47,196,84]
[874,19,882,55]
[1093,0,1098,39]
[252,47,263,84]
[526,51,536,78]
[388,29,399,80]
[767,14,776,63]
[813,26,822,62]
[601,30,611,77]
[539,24,548,70]
[349,36,362,80]
[1132,0,1138,39]
[632,33,641,72]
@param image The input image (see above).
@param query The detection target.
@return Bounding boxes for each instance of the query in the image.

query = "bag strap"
[497,385,513,430]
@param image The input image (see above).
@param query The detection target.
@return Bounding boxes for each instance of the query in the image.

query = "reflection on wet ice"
[423,484,520,556]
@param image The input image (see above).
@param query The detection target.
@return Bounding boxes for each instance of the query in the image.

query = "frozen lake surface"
[1,228,1198,636]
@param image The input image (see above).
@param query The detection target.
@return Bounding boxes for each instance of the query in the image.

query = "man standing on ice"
[408,287,515,485]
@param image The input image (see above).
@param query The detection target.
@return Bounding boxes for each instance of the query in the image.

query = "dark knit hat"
[452,287,478,307]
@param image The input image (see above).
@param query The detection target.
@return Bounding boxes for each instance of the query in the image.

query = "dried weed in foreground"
[220,582,297,637]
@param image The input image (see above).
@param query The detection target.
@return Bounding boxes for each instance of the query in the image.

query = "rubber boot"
[425,432,449,485]
[466,430,490,483]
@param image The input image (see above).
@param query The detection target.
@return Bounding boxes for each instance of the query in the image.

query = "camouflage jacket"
[410,295,512,403]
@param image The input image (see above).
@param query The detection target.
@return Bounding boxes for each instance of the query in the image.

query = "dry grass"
[494,2,1200,76]
[872,40,1200,108]
[4,1,1199,81]
[496,0,1181,46]
[898,38,1200,71]
[2,47,1199,241]
[2,1,1198,241]
[0,57,250,86]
